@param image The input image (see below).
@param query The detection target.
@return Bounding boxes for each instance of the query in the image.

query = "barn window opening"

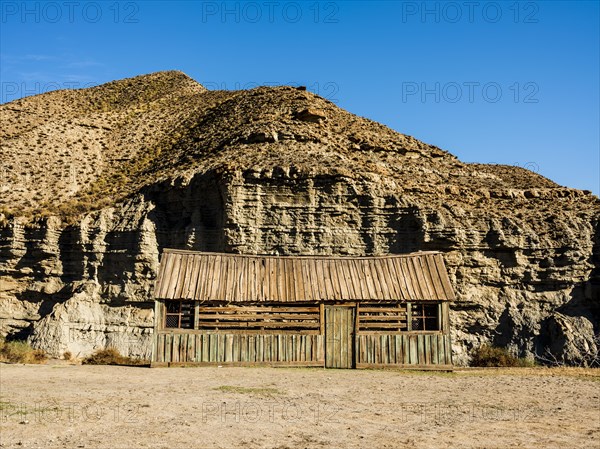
[196,305,320,333]
[410,303,440,331]
[165,301,195,329]
[357,304,408,332]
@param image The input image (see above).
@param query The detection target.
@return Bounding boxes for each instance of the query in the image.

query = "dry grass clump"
[471,344,535,367]
[0,339,47,364]
[82,348,148,366]
[214,385,283,396]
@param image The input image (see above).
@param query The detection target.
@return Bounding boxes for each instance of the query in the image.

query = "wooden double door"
[324,305,355,369]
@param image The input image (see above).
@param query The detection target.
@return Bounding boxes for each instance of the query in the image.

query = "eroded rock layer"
[1,72,598,364]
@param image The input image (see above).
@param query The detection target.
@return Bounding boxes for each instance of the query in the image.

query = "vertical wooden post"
[194,301,200,329]
[407,302,412,331]
[152,300,160,363]
[319,303,325,335]
[442,302,450,334]
[354,304,360,366]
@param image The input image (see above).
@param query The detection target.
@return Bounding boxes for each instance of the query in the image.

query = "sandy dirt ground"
[0,363,598,449]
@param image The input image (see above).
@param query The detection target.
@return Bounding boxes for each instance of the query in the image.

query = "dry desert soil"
[0,364,599,449]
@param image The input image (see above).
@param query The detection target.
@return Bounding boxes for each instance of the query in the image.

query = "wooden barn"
[151,250,456,369]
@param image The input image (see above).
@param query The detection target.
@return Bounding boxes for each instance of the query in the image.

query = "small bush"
[63,351,72,361]
[82,348,123,365]
[471,344,534,367]
[0,339,47,364]
[82,348,148,366]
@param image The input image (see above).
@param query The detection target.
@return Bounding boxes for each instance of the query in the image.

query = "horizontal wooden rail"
[197,313,319,320]
[198,306,320,313]
[198,321,320,329]
[358,307,408,313]
[359,315,407,321]
[358,323,408,330]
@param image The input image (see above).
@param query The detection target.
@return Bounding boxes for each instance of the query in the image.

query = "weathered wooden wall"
[153,332,324,366]
[355,333,452,367]
[152,299,453,368]
[153,331,452,368]
[325,306,355,368]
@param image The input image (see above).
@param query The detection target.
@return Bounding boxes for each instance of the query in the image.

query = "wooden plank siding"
[325,306,355,369]
[153,250,455,303]
[154,332,325,365]
[153,331,452,368]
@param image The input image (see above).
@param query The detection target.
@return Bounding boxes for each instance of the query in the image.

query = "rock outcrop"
[1,71,598,364]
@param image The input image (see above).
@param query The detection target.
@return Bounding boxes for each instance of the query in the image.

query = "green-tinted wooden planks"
[324,306,355,368]
[355,333,449,366]
[155,332,325,364]
[154,309,452,368]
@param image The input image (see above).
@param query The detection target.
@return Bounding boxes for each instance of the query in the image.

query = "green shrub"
[470,344,535,367]
[0,339,47,364]
[82,348,148,366]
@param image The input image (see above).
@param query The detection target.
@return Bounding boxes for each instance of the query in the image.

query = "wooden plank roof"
[153,250,456,302]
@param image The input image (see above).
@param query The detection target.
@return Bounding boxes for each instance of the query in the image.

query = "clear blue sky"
[2,1,599,194]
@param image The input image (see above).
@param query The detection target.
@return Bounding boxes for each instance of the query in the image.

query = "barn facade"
[151,250,455,369]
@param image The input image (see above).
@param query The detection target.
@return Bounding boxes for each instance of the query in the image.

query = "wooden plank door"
[325,306,355,368]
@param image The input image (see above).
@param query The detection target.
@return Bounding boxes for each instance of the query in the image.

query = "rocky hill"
[1,71,598,365]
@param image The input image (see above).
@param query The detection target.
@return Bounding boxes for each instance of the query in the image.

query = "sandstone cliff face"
[0,72,598,364]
